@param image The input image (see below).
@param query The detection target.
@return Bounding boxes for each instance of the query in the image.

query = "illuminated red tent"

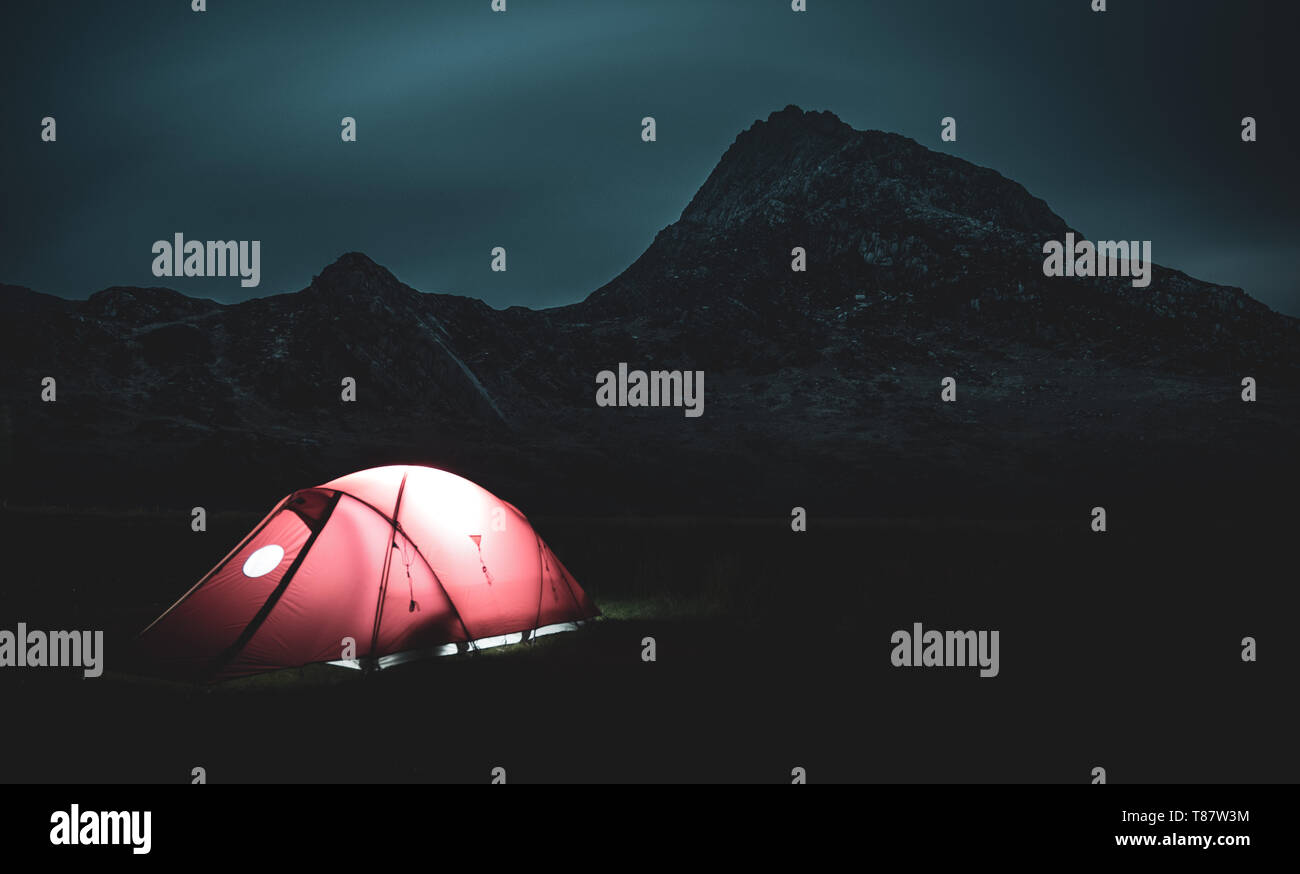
[138,465,598,680]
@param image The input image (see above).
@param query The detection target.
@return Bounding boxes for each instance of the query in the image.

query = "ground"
[1,509,1292,783]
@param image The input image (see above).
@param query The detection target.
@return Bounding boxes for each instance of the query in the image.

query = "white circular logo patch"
[242,544,285,578]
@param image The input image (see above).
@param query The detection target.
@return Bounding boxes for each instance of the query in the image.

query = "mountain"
[2,106,1297,516]
[579,106,1290,370]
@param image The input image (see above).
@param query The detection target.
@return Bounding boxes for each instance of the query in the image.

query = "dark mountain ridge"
[2,106,1296,516]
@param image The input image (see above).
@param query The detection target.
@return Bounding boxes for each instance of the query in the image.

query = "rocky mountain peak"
[308,251,409,301]
[677,104,1067,241]
[741,104,855,145]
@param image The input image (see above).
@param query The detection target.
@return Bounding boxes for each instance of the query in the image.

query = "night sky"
[3,0,1297,314]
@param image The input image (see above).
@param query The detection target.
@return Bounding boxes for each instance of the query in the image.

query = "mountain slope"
[1,106,1296,514]
[577,105,1292,375]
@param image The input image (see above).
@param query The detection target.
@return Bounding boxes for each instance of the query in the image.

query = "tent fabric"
[138,465,599,680]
